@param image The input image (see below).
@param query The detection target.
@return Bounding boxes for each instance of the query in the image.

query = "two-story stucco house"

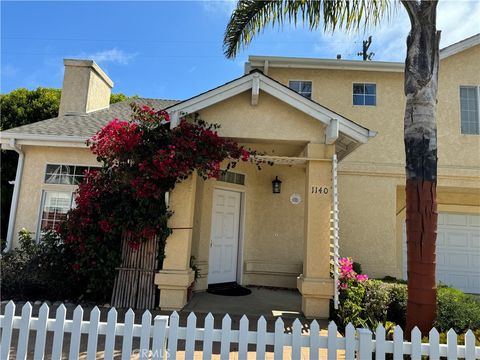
[1,34,479,318]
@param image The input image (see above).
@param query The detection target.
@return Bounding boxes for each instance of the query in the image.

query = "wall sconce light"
[272,176,282,194]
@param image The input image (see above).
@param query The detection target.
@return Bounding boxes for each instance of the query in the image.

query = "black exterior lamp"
[272,176,282,194]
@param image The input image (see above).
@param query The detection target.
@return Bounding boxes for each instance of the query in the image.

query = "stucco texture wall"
[268,46,480,279]
[198,90,326,143]
[191,156,307,290]
[12,146,98,248]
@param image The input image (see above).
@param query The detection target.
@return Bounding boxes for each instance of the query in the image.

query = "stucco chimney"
[58,59,114,116]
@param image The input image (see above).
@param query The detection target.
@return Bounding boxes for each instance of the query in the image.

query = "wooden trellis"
[111,234,159,309]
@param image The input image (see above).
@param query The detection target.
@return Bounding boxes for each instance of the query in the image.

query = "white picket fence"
[1,301,479,359]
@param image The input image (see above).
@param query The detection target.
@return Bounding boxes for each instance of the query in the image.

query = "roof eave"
[0,133,88,148]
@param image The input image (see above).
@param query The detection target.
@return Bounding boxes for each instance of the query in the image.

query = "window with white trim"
[39,191,73,232]
[44,164,99,185]
[460,86,479,135]
[353,83,376,106]
[38,163,100,236]
[288,81,312,99]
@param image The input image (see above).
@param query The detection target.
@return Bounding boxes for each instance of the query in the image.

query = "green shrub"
[436,286,480,332]
[363,280,390,327]
[334,277,480,333]
[384,282,407,328]
[352,261,362,275]
[336,282,368,328]
[1,229,80,301]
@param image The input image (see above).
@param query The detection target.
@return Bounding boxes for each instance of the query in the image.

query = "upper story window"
[353,83,376,106]
[44,164,100,185]
[460,86,479,135]
[289,81,312,99]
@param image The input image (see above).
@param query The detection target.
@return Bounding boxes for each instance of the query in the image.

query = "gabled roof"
[165,70,376,160]
[1,98,179,146]
[1,72,375,159]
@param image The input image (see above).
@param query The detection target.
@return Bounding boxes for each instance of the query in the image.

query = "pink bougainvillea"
[337,257,369,290]
[59,103,260,297]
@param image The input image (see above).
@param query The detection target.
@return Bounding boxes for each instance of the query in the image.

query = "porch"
[155,142,339,318]
[184,287,302,318]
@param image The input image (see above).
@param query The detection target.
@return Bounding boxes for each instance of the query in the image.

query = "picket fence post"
[358,328,373,359]
[1,301,480,360]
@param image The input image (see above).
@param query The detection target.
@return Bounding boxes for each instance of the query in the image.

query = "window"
[39,191,73,232]
[353,83,376,106]
[460,86,479,135]
[289,81,312,99]
[44,164,99,185]
[218,171,245,185]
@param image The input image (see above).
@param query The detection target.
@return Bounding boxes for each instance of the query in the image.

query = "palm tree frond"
[223,0,391,59]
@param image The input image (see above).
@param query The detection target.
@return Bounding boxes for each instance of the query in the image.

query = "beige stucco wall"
[10,45,479,290]
[12,146,98,248]
[267,46,480,278]
[199,90,325,143]
[191,153,306,290]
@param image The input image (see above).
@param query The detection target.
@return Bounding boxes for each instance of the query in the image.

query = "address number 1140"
[311,186,329,194]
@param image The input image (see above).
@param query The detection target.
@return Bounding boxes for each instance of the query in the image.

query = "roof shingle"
[2,98,179,139]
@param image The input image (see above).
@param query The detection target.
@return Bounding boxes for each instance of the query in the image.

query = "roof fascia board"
[249,56,404,72]
[167,75,253,115]
[258,78,331,124]
[260,75,371,142]
[1,133,88,147]
[439,34,480,59]
[168,71,372,144]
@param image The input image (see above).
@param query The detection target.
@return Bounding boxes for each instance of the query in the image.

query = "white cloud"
[200,0,236,16]
[311,1,480,62]
[74,48,138,65]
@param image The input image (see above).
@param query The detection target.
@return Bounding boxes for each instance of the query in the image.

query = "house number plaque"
[311,186,329,194]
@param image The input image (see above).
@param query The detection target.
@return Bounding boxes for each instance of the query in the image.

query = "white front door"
[208,189,241,284]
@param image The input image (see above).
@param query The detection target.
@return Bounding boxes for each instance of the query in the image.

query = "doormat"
[207,283,252,296]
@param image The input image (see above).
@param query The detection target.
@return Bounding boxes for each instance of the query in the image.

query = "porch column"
[297,144,335,318]
[154,176,196,310]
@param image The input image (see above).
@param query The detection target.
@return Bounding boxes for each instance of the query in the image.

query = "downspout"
[4,139,24,253]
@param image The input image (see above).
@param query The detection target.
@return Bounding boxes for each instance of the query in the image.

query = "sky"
[1,1,479,100]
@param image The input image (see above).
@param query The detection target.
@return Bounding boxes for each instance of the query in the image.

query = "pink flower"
[356,274,369,282]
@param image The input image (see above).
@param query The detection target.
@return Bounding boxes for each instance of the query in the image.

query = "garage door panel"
[444,213,469,226]
[470,277,480,292]
[444,273,469,289]
[436,232,446,246]
[470,215,480,227]
[448,253,470,268]
[444,232,469,247]
[403,212,480,294]
[471,233,480,248]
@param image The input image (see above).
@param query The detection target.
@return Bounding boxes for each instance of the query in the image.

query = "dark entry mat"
[207,283,252,296]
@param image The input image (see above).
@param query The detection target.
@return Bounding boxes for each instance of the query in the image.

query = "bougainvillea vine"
[59,103,257,299]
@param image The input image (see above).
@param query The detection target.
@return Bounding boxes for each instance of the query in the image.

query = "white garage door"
[403,213,480,294]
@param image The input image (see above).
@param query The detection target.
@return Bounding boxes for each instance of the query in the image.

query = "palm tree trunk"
[401,0,441,336]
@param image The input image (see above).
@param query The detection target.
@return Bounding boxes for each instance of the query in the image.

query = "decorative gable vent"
[218,171,245,185]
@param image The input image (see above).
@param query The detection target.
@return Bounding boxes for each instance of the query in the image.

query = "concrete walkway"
[184,287,303,318]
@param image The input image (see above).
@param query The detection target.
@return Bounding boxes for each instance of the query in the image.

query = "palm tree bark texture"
[402,0,441,336]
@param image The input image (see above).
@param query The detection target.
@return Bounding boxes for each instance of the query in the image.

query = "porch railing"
[1,301,479,359]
